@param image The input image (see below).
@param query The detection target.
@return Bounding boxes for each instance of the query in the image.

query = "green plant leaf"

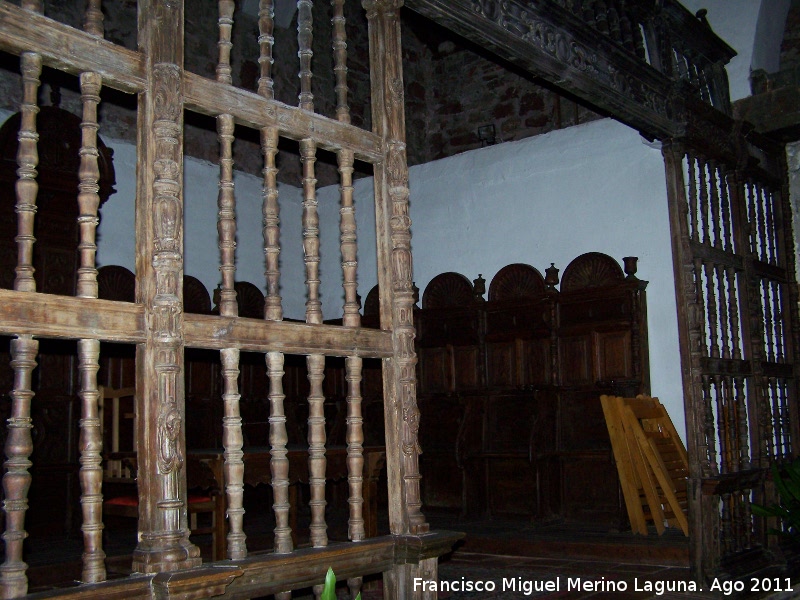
[321,567,337,600]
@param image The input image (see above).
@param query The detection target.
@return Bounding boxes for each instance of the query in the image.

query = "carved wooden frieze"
[406,0,705,138]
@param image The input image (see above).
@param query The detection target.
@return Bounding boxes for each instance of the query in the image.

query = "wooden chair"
[100,386,227,560]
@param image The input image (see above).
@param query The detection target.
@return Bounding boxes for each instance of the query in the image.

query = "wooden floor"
[427,512,690,566]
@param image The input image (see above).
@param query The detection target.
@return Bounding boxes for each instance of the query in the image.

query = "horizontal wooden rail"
[0,289,144,343]
[0,3,145,93]
[184,74,383,163]
[25,533,463,600]
[183,313,393,357]
[0,289,392,358]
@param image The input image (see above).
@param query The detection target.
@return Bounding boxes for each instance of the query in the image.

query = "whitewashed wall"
[325,120,685,435]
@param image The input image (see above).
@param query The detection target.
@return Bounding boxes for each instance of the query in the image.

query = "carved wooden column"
[132,0,200,573]
[662,141,719,581]
[363,0,433,596]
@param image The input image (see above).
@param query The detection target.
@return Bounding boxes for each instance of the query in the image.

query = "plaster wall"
[382,120,685,437]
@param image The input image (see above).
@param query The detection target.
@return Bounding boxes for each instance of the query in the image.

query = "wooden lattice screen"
[0,1,456,598]
[663,112,799,580]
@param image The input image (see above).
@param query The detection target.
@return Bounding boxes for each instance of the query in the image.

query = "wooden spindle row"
[746,180,780,266]
[685,154,734,252]
[695,259,743,362]
[700,374,750,476]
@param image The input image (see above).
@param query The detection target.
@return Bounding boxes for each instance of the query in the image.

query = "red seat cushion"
[188,495,212,504]
[105,495,138,507]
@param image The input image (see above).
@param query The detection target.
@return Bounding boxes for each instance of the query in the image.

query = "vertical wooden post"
[132,0,200,573]
[363,0,433,596]
[662,141,719,582]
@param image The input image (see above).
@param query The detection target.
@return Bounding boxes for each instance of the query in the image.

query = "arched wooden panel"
[183,275,211,314]
[97,265,135,302]
[234,281,265,319]
[421,272,473,309]
[363,285,380,317]
[560,252,624,292]
[487,263,545,302]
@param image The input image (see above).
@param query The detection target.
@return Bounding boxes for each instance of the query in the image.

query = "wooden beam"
[184,73,383,163]
[183,314,394,357]
[220,538,396,599]
[405,0,678,139]
[0,290,392,357]
[0,2,144,94]
[0,289,143,343]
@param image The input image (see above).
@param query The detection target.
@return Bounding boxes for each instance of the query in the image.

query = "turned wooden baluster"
[76,64,107,583]
[687,152,699,243]
[298,0,314,113]
[701,375,719,476]
[266,351,292,555]
[762,279,776,364]
[708,159,722,249]
[755,182,769,264]
[715,264,730,360]
[711,377,729,474]
[727,267,742,360]
[1,337,38,600]
[220,348,244,559]
[745,180,759,256]
[773,280,785,363]
[346,356,365,541]
[1,40,42,599]
[13,51,41,295]
[767,377,783,458]
[297,12,328,597]
[214,0,246,561]
[697,155,710,247]
[717,163,733,253]
[332,0,367,563]
[257,8,292,598]
[763,185,777,266]
[703,261,720,359]
[722,376,737,471]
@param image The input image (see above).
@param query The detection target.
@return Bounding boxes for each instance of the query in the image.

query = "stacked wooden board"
[600,395,689,536]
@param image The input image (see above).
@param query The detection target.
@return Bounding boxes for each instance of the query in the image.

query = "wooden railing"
[0,1,459,598]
